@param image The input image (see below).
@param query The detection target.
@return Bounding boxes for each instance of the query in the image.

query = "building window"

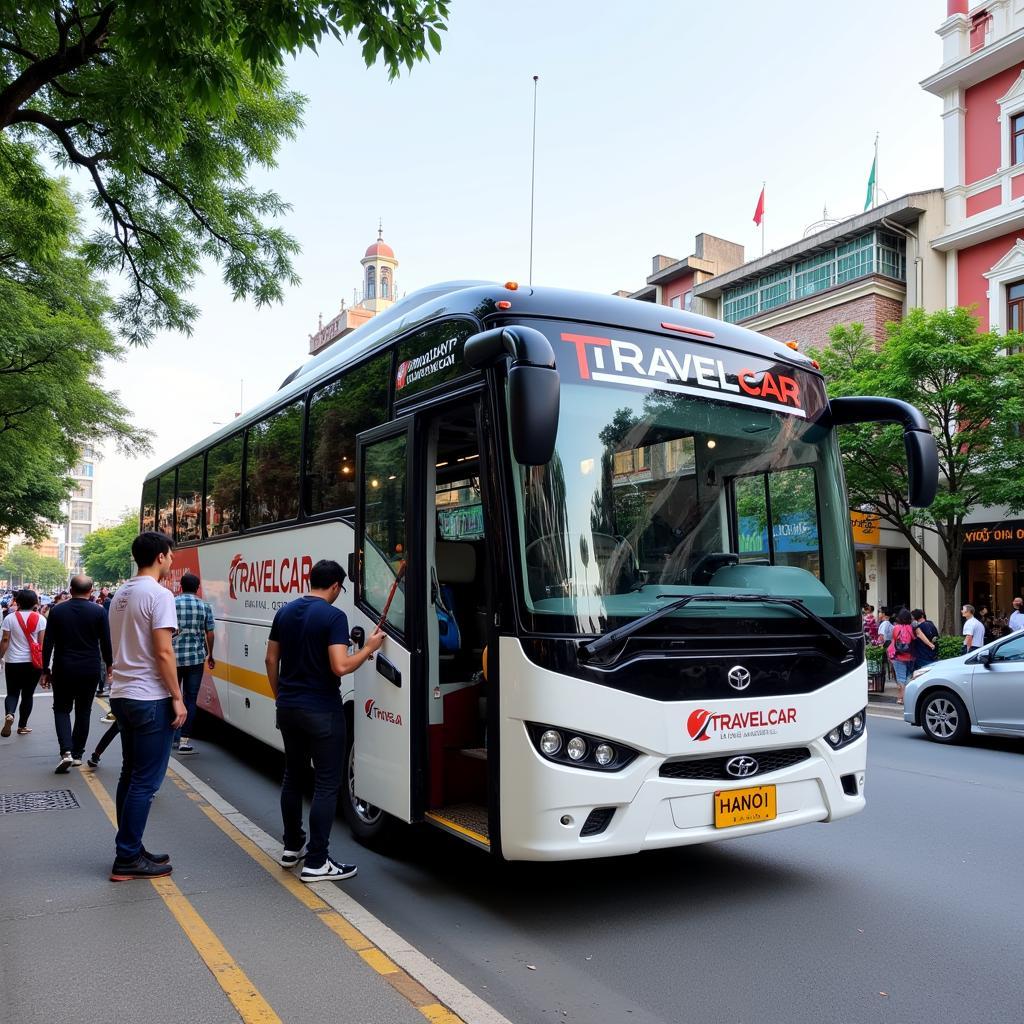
[70,501,92,522]
[73,481,93,500]
[70,524,91,546]
[1006,282,1024,348]
[669,295,681,309]
[380,266,391,299]
[1013,114,1024,166]
[366,265,376,300]
[721,230,905,323]
[683,290,693,311]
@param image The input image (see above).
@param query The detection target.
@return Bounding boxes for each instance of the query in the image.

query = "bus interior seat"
[435,540,487,678]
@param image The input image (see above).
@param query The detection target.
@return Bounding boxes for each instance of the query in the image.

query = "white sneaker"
[55,753,73,774]
[71,757,83,766]
[279,844,306,868]
[300,857,357,883]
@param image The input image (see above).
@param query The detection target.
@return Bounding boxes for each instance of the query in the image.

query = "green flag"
[864,154,876,211]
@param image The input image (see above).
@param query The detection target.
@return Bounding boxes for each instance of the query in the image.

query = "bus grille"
[659,747,811,781]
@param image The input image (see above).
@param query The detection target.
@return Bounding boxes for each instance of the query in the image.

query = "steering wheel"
[524,532,641,595]
[687,551,739,587]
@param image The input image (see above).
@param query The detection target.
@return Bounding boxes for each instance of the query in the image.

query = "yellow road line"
[184,776,467,1024]
[79,768,282,1024]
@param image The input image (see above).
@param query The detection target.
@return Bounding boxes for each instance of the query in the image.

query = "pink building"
[924,0,1024,331]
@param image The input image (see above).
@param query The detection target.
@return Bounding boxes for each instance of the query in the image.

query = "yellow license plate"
[713,785,777,828]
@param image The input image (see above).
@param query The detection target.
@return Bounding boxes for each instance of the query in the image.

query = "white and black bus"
[141,280,937,860]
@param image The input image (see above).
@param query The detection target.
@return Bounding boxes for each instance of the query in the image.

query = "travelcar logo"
[687,707,797,742]
[364,699,403,726]
[228,554,314,600]
[560,332,805,418]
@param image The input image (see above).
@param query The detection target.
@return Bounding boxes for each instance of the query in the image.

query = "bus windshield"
[510,324,858,636]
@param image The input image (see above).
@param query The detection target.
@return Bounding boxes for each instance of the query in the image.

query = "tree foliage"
[0,1,450,343]
[0,163,147,540]
[0,543,67,590]
[810,307,1024,632]
[80,511,135,584]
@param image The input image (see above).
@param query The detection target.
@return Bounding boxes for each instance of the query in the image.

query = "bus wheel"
[343,725,391,843]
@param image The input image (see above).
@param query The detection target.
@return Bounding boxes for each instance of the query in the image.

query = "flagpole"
[874,132,879,208]
[529,74,539,286]
[761,181,765,256]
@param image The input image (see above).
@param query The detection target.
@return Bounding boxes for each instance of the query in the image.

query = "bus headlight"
[824,708,867,750]
[526,723,639,772]
[540,729,562,755]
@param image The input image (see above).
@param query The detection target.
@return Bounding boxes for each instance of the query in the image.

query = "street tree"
[0,1,450,343]
[0,165,147,541]
[80,512,135,584]
[0,544,66,590]
[810,308,1024,632]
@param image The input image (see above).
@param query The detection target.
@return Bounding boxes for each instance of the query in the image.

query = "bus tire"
[919,689,970,745]
[342,706,393,844]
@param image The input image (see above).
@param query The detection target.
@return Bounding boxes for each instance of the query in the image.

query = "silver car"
[903,630,1024,743]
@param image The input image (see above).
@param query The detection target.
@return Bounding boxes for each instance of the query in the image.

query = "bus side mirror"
[465,325,560,465]
[828,396,939,508]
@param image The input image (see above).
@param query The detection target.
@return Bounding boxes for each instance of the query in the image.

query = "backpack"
[14,611,44,669]
[893,623,913,656]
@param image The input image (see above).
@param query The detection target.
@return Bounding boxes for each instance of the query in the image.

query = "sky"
[94,0,946,524]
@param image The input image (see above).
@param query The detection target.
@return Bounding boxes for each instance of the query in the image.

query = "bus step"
[424,803,490,849]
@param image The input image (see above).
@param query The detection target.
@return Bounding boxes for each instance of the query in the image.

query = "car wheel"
[342,708,393,844]
[920,690,970,744]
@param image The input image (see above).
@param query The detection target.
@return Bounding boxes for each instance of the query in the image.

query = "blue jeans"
[110,697,174,862]
[893,659,912,685]
[174,663,204,742]
[276,707,346,869]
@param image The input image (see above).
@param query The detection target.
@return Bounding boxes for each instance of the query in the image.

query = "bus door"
[352,417,421,823]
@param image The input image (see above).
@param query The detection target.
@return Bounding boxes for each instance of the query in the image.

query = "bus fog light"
[594,743,614,766]
[540,730,562,755]
[560,814,574,827]
[567,736,587,761]
[842,719,853,737]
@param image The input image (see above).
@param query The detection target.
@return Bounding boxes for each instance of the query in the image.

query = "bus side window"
[141,477,158,532]
[206,434,243,536]
[306,354,390,515]
[176,453,204,543]
[157,469,175,537]
[246,401,303,528]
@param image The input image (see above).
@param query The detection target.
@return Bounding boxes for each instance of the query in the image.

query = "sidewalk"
[0,694,465,1024]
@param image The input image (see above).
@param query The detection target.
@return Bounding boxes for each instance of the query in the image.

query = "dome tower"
[360,222,399,313]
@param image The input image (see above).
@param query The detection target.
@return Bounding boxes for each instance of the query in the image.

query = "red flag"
[752,186,765,227]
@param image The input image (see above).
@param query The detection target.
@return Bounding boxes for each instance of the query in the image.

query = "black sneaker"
[87,752,100,768]
[142,848,171,865]
[300,857,357,883]
[110,856,173,881]
[55,753,73,774]
[279,843,306,868]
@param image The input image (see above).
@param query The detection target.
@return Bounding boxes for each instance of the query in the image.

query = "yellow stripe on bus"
[211,661,274,699]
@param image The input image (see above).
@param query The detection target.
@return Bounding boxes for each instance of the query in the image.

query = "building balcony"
[923,3,1024,95]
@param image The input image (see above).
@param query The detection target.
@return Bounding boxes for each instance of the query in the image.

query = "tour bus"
[141,281,937,861]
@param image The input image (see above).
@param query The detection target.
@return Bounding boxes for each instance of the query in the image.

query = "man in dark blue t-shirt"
[265,559,383,882]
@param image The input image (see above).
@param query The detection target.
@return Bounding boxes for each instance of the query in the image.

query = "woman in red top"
[889,607,916,706]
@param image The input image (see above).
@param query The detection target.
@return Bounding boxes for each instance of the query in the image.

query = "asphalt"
[0,688,441,1024]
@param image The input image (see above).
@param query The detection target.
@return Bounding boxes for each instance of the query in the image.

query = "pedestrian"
[1,590,46,736]
[106,532,185,882]
[264,559,383,883]
[87,717,120,768]
[1009,596,1024,633]
[875,608,893,683]
[172,572,215,755]
[961,604,986,655]
[41,574,113,773]
[911,609,939,676]
[862,604,879,643]
[888,609,916,706]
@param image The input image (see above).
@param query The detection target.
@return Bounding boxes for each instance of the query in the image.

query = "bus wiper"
[578,593,856,659]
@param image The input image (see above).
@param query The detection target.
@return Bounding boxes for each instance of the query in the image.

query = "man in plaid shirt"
[172,573,215,754]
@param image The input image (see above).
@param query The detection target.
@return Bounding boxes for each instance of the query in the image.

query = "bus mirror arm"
[464,326,560,466]
[827,396,939,509]
[350,626,365,649]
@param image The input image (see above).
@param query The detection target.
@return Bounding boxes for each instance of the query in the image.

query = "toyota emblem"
[725,755,759,778]
[727,665,752,691]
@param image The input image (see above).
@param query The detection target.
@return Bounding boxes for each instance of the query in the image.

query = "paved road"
[182,714,1023,1024]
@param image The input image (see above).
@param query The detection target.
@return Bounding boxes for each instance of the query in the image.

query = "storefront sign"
[851,512,880,545]
[962,520,1024,549]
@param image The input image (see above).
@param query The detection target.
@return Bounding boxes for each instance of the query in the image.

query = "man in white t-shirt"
[961,604,986,654]
[107,531,185,882]
[1008,597,1024,633]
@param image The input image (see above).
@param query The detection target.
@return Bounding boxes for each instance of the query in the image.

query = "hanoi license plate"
[713,785,777,828]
